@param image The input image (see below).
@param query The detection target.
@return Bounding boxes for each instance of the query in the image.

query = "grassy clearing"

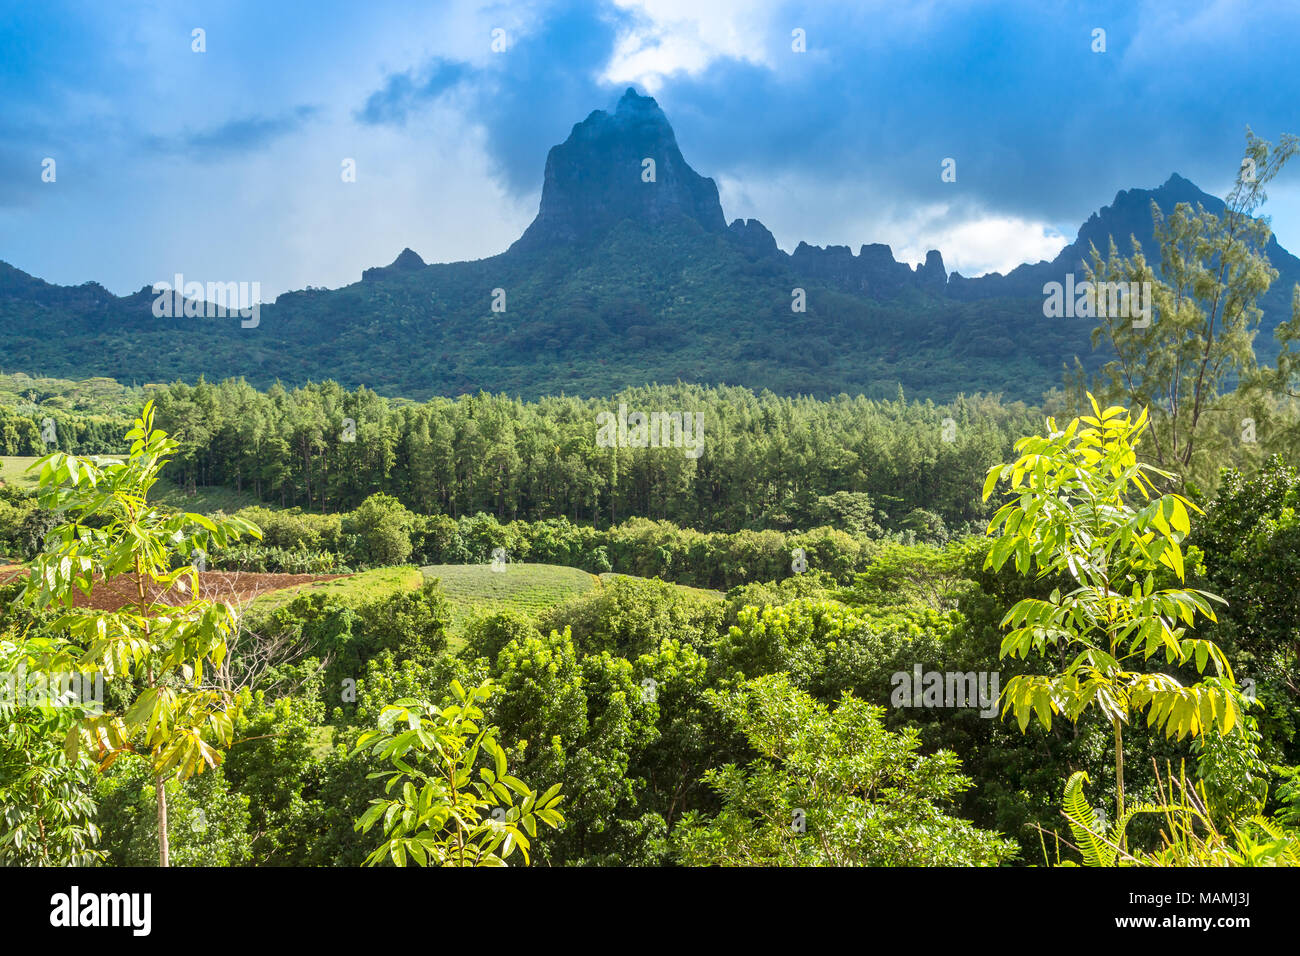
[248,566,423,616]
[0,456,40,489]
[151,481,265,514]
[422,562,600,640]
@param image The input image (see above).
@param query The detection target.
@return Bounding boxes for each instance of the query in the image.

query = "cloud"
[343,0,1300,239]
[145,106,321,159]
[897,215,1071,278]
[596,0,1300,271]
[716,173,1072,277]
[357,59,473,126]
[599,0,779,92]
[355,0,631,194]
[6,0,1300,299]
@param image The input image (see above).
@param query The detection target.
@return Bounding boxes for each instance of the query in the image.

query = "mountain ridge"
[1,90,1296,402]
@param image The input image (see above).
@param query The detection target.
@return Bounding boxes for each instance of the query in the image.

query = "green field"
[151,481,265,514]
[422,562,600,631]
[248,566,424,615]
[0,456,40,489]
[248,561,711,656]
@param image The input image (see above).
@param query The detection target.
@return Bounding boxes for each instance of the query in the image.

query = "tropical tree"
[672,673,1017,866]
[983,396,1242,834]
[486,626,660,865]
[0,634,104,865]
[19,400,261,866]
[1078,129,1298,487]
[344,493,415,567]
[352,680,564,867]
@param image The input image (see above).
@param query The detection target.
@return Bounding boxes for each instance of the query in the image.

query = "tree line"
[131,379,1041,534]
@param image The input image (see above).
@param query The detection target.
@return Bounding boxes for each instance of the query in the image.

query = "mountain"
[511,88,726,250]
[0,89,1296,402]
[362,247,427,282]
[948,173,1300,356]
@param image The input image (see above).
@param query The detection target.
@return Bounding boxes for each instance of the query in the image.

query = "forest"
[2,392,1299,868]
[2,105,1300,876]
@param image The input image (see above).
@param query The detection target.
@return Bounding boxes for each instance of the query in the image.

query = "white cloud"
[895,215,1070,277]
[600,0,779,92]
[717,173,1070,278]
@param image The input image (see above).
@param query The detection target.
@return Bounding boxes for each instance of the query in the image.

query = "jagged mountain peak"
[510,88,726,251]
[362,247,427,282]
[1071,173,1225,260]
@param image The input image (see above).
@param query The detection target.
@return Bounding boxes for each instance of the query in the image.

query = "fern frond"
[1061,771,1116,866]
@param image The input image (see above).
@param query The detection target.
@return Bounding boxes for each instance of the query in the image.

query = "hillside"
[421,562,600,643]
[248,566,424,614]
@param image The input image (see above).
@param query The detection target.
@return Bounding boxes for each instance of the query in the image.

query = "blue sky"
[2,0,1298,299]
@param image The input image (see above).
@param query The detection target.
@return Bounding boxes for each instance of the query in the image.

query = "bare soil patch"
[0,567,346,611]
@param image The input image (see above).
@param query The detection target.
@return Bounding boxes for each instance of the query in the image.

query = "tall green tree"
[983,397,1242,832]
[672,673,1017,866]
[1078,130,1299,487]
[20,401,260,866]
[0,634,104,865]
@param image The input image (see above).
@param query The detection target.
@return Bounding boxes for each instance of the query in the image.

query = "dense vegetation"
[2,136,1299,869]
[0,222,1105,403]
[2,399,1297,867]
[3,378,1046,535]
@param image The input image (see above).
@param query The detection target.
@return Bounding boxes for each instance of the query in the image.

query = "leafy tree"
[1191,456,1300,709]
[537,575,723,658]
[487,627,660,865]
[222,689,329,865]
[352,680,564,866]
[462,610,544,663]
[807,491,882,535]
[19,401,260,865]
[0,634,104,865]
[344,493,415,567]
[983,397,1241,832]
[629,638,720,832]
[672,674,1017,866]
[848,539,977,610]
[1079,130,1298,486]
[94,758,254,866]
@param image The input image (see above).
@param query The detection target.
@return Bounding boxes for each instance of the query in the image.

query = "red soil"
[0,567,344,612]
